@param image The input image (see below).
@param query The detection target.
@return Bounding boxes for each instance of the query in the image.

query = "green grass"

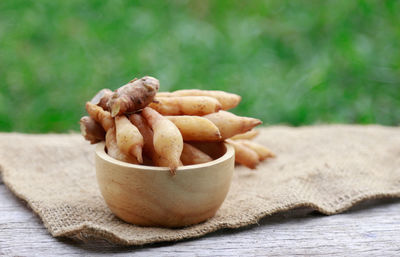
[1,0,399,133]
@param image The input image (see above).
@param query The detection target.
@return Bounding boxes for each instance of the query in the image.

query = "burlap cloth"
[0,125,399,245]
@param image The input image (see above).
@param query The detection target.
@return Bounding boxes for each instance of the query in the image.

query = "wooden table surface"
[1,176,399,257]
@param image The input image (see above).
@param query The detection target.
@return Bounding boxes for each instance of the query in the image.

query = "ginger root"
[115,115,144,163]
[129,114,156,157]
[79,116,106,144]
[236,140,275,161]
[149,96,222,116]
[226,139,259,169]
[85,102,114,131]
[81,75,274,172]
[91,88,113,111]
[204,111,262,139]
[109,76,160,117]
[165,115,221,141]
[129,113,180,168]
[105,127,139,164]
[181,143,213,165]
[142,107,183,174]
[230,130,260,140]
[161,89,241,110]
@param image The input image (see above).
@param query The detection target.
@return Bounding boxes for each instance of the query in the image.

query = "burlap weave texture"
[0,125,399,245]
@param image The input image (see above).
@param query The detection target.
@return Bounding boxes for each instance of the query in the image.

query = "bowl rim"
[95,142,234,171]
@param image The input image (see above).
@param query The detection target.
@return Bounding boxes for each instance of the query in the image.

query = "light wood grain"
[95,142,234,227]
[1,177,400,256]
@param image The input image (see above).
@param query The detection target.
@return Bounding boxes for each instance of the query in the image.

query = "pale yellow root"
[230,130,260,140]
[149,96,222,116]
[129,114,179,168]
[142,107,183,174]
[90,88,113,111]
[141,155,155,166]
[153,156,183,169]
[115,116,144,163]
[105,127,139,164]
[165,115,221,141]
[109,76,160,117]
[79,116,106,144]
[226,139,259,169]
[129,113,161,165]
[156,92,174,97]
[85,102,114,131]
[188,142,227,160]
[204,111,262,139]
[181,143,213,165]
[235,140,275,161]
[170,89,241,110]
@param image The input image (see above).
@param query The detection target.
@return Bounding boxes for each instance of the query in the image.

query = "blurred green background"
[1,0,399,133]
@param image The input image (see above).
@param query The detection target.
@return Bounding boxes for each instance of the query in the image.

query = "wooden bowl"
[95,142,235,228]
